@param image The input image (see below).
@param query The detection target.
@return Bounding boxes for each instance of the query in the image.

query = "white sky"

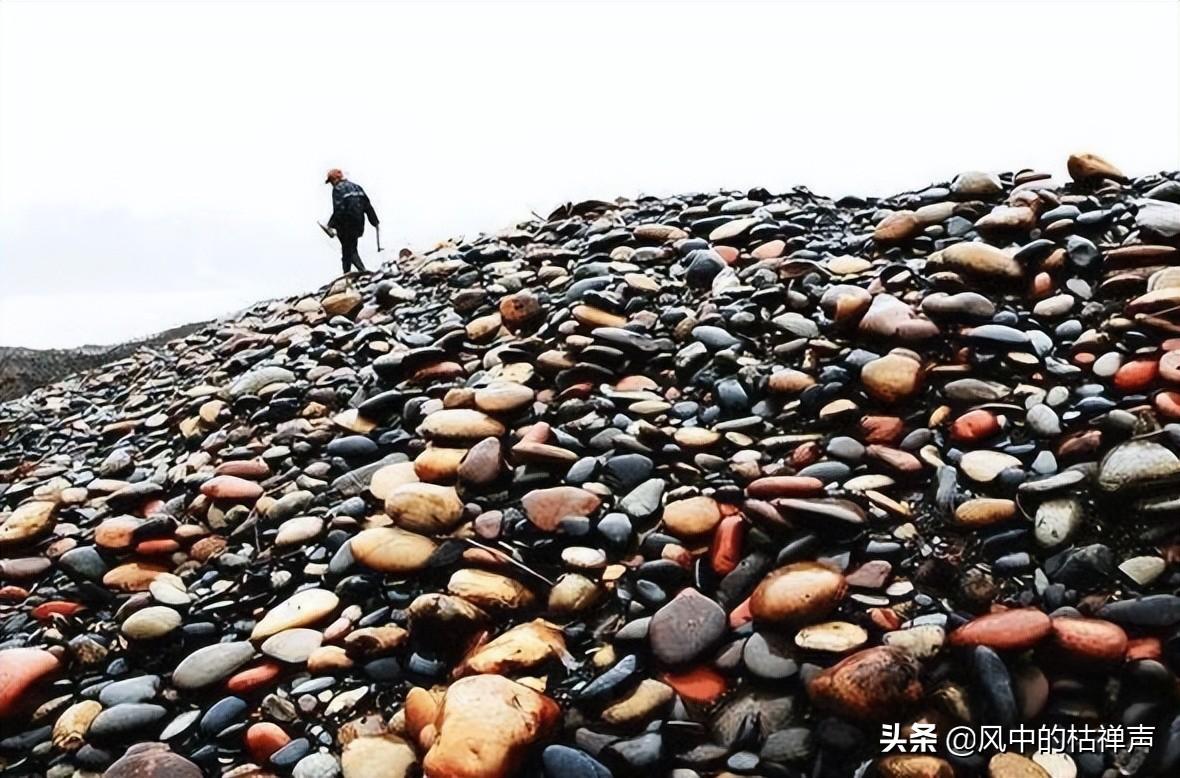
[2,0,1179,348]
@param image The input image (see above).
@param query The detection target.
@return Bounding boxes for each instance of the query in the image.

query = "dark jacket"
[328,180,379,236]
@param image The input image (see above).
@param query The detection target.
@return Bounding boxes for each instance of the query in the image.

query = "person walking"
[324,168,379,275]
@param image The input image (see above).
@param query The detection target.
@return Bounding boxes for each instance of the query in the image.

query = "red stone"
[226,661,283,694]
[947,608,1052,651]
[860,415,905,444]
[1154,391,1180,419]
[245,722,290,763]
[135,538,180,555]
[949,409,1000,443]
[0,586,29,602]
[1126,636,1162,662]
[745,476,825,499]
[661,666,727,704]
[869,607,902,631]
[31,601,85,620]
[1050,617,1127,663]
[709,515,745,576]
[0,647,60,717]
[1113,359,1158,392]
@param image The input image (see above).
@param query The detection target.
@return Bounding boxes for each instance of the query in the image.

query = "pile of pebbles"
[3,153,1180,778]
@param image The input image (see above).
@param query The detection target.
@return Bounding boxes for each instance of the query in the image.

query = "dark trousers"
[338,231,366,273]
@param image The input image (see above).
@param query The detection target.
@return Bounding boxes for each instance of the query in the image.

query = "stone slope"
[0,320,210,402]
[2,154,1180,778]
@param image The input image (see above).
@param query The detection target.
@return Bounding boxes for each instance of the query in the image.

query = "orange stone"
[790,441,822,468]
[709,514,745,576]
[947,608,1052,651]
[1029,271,1053,298]
[860,415,905,444]
[135,539,180,556]
[102,562,169,592]
[0,586,29,602]
[1126,636,1162,662]
[1154,391,1180,419]
[200,475,263,501]
[95,516,142,550]
[190,536,228,562]
[245,722,290,763]
[949,409,1000,443]
[0,647,60,717]
[750,562,847,625]
[1050,617,1127,663]
[807,646,922,720]
[745,476,825,499]
[1113,359,1158,392]
[869,607,902,631]
[226,661,283,694]
[32,601,85,620]
[661,666,728,704]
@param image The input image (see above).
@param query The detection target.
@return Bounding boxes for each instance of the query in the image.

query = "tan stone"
[1067,152,1124,183]
[601,679,674,727]
[420,409,506,441]
[447,569,535,610]
[662,496,722,537]
[342,734,418,778]
[750,562,846,625]
[369,462,420,501]
[0,501,55,547]
[52,699,102,751]
[385,483,465,534]
[420,675,560,778]
[251,588,339,640]
[454,620,566,678]
[861,353,923,403]
[414,447,468,483]
[351,527,438,574]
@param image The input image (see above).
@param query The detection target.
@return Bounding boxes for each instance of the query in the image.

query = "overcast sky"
[2,1,1178,348]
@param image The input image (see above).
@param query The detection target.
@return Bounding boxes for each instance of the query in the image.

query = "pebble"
[0,153,1176,776]
[648,587,726,665]
[171,642,255,689]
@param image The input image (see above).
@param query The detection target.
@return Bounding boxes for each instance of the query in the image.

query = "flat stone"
[0,501,55,547]
[251,588,340,640]
[385,482,465,534]
[0,647,60,717]
[121,607,183,640]
[172,641,255,690]
[521,486,602,532]
[351,527,438,574]
[649,588,726,665]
